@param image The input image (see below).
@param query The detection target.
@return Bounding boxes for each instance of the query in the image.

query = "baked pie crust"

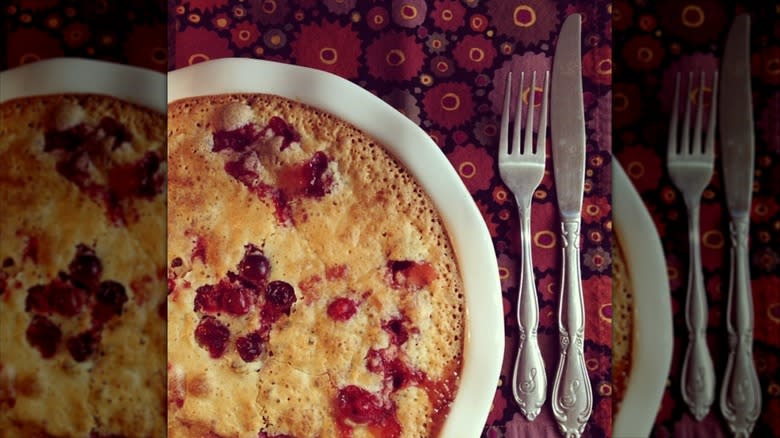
[167,94,465,437]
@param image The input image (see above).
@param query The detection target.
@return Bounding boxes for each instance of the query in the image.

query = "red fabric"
[614,0,780,436]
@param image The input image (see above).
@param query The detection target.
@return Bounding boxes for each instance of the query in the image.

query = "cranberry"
[194,316,231,358]
[194,284,222,313]
[48,280,87,317]
[134,152,162,198]
[66,330,99,362]
[265,281,296,315]
[238,244,270,287]
[327,297,357,321]
[236,332,264,362]
[212,124,260,152]
[224,160,258,186]
[55,149,92,189]
[266,116,300,151]
[171,257,183,267]
[2,257,13,267]
[44,124,88,152]
[222,285,253,316]
[385,358,422,390]
[26,315,61,358]
[382,318,409,346]
[107,151,161,199]
[335,385,387,425]
[97,117,131,150]
[388,260,414,272]
[302,151,331,198]
[92,280,128,323]
[68,244,102,289]
[25,285,51,313]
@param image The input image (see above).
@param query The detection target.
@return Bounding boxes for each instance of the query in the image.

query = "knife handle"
[511,204,546,421]
[551,219,592,438]
[720,216,761,437]
[680,200,716,421]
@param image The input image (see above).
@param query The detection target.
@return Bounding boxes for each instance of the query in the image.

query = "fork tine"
[512,72,525,157]
[668,73,681,156]
[705,71,718,156]
[681,72,694,154]
[500,71,512,156]
[523,72,536,155]
[536,71,550,157]
[692,72,705,154]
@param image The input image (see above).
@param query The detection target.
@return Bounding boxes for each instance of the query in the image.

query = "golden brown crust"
[612,238,632,408]
[0,94,166,437]
[167,94,464,437]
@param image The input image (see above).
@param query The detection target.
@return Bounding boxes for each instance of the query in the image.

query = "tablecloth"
[614,0,779,436]
[170,1,612,437]
[2,1,167,72]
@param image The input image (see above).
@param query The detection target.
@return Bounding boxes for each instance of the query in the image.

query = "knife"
[550,13,592,438]
[718,14,761,437]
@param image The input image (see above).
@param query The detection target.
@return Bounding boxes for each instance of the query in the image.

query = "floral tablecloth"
[2,0,167,72]
[169,1,612,437]
[614,0,780,437]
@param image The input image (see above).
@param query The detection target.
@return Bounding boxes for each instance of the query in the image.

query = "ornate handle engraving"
[511,204,546,421]
[720,217,761,436]
[680,200,715,420]
[551,220,592,438]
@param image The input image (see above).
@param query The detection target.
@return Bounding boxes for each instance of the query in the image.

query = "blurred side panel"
[0,1,167,437]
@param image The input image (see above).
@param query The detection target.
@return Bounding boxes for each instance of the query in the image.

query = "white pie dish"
[168,58,504,436]
[612,160,673,437]
[0,57,165,114]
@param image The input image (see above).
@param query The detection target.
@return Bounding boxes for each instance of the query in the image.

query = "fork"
[667,71,719,421]
[499,70,550,421]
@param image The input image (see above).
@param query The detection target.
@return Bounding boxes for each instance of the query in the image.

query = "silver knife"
[718,14,761,437]
[550,13,592,438]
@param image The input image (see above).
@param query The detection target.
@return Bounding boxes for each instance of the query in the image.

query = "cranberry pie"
[0,95,166,437]
[167,94,465,437]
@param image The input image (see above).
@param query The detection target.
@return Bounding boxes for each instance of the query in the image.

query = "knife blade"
[550,13,592,438]
[718,14,761,437]
[551,14,586,220]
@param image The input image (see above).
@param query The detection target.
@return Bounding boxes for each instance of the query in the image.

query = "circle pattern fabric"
[614,1,780,436]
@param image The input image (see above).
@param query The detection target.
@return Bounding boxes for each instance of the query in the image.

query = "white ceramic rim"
[0,58,166,114]
[612,160,673,437]
[168,58,504,437]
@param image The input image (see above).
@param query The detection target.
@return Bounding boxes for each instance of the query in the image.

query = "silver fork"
[667,71,719,421]
[499,70,550,421]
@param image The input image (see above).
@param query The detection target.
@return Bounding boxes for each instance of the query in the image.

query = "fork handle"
[511,205,546,421]
[720,216,761,437]
[680,201,716,420]
[551,219,592,438]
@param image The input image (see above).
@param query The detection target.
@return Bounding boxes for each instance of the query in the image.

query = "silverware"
[550,13,592,437]
[499,69,550,421]
[667,70,719,421]
[718,14,762,437]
